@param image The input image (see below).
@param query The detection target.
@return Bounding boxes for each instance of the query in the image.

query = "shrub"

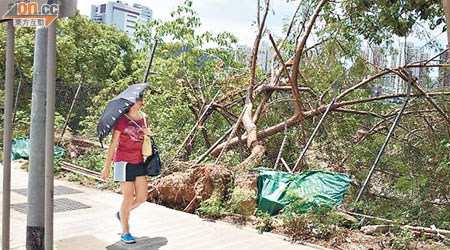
[255,209,274,233]
[280,198,347,240]
[197,191,229,219]
[227,186,256,217]
[74,147,106,172]
[390,226,414,250]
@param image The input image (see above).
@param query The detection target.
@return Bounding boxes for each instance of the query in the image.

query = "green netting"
[255,168,351,215]
[11,137,65,160]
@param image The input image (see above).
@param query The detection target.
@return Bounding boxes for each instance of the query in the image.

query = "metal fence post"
[355,75,413,202]
[292,78,340,172]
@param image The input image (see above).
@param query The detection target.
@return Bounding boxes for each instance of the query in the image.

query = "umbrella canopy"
[97,83,148,142]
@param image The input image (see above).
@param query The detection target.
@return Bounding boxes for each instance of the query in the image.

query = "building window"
[113,6,140,15]
[101,4,106,13]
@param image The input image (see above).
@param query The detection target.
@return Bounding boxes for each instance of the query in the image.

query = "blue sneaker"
[121,233,136,244]
[116,211,130,229]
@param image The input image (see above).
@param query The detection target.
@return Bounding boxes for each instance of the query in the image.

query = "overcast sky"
[77,0,299,47]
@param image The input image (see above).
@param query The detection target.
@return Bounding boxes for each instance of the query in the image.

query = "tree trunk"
[443,0,450,48]
[2,21,15,250]
[233,0,270,170]
[236,98,266,169]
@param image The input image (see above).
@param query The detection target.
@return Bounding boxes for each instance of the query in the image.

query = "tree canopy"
[341,0,445,44]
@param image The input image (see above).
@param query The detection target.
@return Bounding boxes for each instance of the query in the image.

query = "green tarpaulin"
[11,137,65,160]
[255,168,351,215]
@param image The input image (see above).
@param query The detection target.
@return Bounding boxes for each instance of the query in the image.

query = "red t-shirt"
[113,115,148,164]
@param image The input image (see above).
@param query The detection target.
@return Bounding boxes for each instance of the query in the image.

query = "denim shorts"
[113,161,147,182]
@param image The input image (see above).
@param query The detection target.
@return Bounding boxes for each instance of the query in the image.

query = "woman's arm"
[101,130,121,180]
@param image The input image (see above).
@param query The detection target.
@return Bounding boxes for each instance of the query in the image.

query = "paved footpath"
[0,162,328,250]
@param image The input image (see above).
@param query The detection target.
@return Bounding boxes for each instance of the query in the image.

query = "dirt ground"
[219,215,448,250]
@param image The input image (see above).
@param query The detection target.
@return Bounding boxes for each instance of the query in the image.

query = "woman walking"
[101,96,152,244]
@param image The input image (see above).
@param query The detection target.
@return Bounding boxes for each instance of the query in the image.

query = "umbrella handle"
[143,40,159,83]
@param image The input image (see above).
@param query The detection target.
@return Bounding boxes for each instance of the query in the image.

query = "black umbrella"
[97,83,149,143]
[98,40,158,145]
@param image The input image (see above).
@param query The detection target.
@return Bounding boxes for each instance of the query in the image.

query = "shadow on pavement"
[106,236,168,250]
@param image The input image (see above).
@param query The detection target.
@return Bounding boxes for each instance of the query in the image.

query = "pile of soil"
[147,163,233,212]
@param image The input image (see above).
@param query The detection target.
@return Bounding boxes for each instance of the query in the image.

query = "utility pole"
[2,20,14,250]
[26,26,48,250]
[45,15,57,249]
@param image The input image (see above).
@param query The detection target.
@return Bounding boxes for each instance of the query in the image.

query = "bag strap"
[124,113,144,129]
[142,112,148,129]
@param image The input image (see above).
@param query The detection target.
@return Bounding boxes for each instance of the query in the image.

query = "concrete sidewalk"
[0,162,327,250]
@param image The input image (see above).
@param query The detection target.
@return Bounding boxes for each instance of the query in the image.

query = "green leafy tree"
[107,0,248,161]
[0,12,137,138]
[341,0,445,44]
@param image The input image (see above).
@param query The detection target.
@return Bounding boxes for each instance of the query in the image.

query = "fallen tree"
[342,210,450,236]
[160,0,450,173]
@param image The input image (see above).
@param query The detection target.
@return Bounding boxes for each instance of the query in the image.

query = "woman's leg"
[129,176,148,211]
[120,181,135,235]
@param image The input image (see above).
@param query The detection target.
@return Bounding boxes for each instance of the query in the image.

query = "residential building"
[90,1,152,47]
[388,42,431,94]
[363,41,433,96]
[364,44,388,96]
[365,43,386,67]
[235,41,274,73]
[439,50,450,89]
